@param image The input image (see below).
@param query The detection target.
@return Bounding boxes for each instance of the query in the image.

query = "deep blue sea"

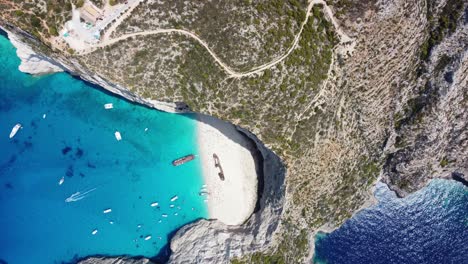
[313,179,468,264]
[0,33,207,263]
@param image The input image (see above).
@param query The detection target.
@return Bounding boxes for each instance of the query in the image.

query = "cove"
[313,179,468,264]
[0,33,207,263]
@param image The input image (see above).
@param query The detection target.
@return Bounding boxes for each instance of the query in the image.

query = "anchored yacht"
[9,123,21,138]
[115,131,122,141]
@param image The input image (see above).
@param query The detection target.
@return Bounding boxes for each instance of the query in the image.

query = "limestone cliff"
[0,0,466,263]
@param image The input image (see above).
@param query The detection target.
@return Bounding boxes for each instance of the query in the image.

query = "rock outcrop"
[6,28,64,75]
[379,0,468,197]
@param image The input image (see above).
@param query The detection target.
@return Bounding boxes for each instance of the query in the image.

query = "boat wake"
[65,188,97,203]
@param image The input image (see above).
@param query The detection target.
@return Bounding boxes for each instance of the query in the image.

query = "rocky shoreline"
[0,24,286,264]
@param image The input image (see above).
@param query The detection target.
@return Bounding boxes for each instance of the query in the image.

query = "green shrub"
[440,157,449,167]
[76,0,85,8]
[49,26,58,36]
[30,15,41,28]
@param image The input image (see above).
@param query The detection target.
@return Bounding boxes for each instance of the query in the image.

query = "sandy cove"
[196,114,259,226]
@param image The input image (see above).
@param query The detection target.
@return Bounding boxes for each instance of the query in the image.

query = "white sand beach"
[196,114,258,226]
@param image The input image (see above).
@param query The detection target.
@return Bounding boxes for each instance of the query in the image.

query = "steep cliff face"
[381,0,468,196]
[317,0,467,199]
[0,0,467,263]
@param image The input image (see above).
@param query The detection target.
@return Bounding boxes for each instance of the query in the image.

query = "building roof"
[80,3,102,23]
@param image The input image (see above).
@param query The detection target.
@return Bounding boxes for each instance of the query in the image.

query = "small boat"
[65,188,97,203]
[170,195,178,202]
[114,131,122,141]
[158,219,162,223]
[144,128,148,132]
[162,214,168,218]
[144,235,152,241]
[103,208,112,214]
[172,154,195,166]
[174,212,178,216]
[9,123,21,139]
[150,202,159,207]
[92,229,98,235]
[109,221,114,225]
[104,103,113,109]
[137,224,142,228]
[42,114,47,119]
[58,177,65,186]
[169,204,175,208]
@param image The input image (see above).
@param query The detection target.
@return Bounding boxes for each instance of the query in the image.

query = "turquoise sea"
[0,32,207,263]
[314,179,468,264]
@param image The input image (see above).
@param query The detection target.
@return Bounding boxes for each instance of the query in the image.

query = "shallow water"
[0,34,207,263]
[313,180,468,264]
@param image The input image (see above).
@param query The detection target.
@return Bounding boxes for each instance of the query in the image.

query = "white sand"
[196,114,258,226]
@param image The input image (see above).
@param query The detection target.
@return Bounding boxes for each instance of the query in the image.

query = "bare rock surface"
[5,28,64,75]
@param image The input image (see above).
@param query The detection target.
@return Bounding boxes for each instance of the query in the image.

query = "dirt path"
[102,0,143,42]
[81,0,354,79]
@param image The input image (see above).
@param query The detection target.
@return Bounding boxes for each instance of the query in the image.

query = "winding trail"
[80,0,353,78]
[102,0,143,42]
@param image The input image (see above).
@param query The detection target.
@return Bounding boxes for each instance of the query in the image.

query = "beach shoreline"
[196,114,259,226]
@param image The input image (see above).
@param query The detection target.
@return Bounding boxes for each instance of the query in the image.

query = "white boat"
[104,103,113,109]
[174,212,178,216]
[42,114,47,119]
[150,202,159,207]
[114,131,122,141]
[9,123,21,139]
[169,204,175,208]
[162,214,168,218]
[103,208,112,214]
[92,229,98,235]
[170,195,178,202]
[109,221,114,225]
[65,188,97,203]
[144,128,148,132]
[58,177,65,186]
[144,235,152,241]
[137,224,142,228]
